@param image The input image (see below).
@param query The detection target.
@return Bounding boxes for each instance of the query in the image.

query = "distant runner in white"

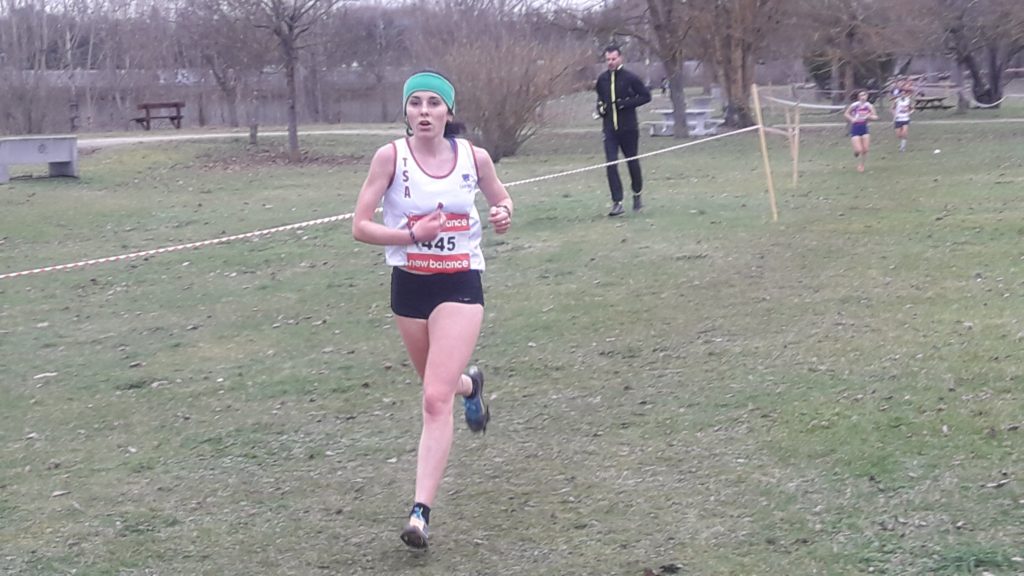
[891,87,914,152]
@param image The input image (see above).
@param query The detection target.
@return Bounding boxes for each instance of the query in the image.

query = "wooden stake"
[784,106,794,186]
[751,84,779,222]
[792,105,801,188]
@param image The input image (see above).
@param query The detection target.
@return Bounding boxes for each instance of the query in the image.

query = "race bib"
[405,212,472,273]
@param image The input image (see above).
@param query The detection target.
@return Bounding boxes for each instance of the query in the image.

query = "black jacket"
[595,66,652,132]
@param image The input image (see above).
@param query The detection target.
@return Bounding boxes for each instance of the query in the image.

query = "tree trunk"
[85,18,96,128]
[829,55,842,104]
[198,92,207,127]
[986,46,1004,104]
[64,26,79,132]
[38,1,48,72]
[206,56,241,128]
[283,40,300,162]
[305,53,322,123]
[722,33,754,128]
[842,23,856,98]
[666,57,689,139]
[952,61,967,114]
[381,86,390,122]
[225,83,240,127]
[248,86,260,147]
[85,85,94,129]
[961,52,991,103]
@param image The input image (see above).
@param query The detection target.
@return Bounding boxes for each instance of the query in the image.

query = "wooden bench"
[132,101,185,130]
[0,135,78,184]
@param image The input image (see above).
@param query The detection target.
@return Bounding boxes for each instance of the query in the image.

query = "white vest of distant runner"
[382,137,485,273]
[894,97,912,122]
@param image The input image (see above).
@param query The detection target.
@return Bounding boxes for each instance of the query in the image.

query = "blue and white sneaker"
[463,365,490,433]
[400,509,429,549]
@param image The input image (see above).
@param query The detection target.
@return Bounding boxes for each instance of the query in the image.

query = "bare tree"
[794,0,901,103]
[638,0,695,136]
[0,0,58,132]
[179,0,273,128]
[413,0,590,161]
[925,0,1024,106]
[686,0,786,127]
[235,0,343,161]
[322,2,410,122]
[53,0,91,131]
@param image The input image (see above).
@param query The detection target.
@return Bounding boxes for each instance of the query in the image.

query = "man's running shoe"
[463,365,490,433]
[400,509,429,549]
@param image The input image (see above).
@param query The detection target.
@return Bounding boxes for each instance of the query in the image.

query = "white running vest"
[894,97,912,122]
[382,137,485,273]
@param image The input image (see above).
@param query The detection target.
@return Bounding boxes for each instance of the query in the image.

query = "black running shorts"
[390,267,484,320]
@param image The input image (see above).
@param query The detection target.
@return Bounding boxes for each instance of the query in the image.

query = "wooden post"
[784,105,793,171]
[792,105,801,188]
[751,84,779,222]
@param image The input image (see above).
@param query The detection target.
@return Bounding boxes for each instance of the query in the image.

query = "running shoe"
[463,365,490,433]
[400,509,429,549]
[632,193,643,212]
[608,202,625,217]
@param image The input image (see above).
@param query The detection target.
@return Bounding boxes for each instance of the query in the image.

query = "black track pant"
[603,128,642,203]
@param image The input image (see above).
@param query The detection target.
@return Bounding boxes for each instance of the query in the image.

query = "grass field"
[1,110,1022,575]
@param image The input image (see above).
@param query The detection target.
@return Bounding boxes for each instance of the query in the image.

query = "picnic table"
[913,96,953,111]
[132,101,185,130]
[646,108,725,137]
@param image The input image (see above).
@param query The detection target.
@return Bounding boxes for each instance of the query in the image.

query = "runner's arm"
[473,146,513,235]
[352,144,442,246]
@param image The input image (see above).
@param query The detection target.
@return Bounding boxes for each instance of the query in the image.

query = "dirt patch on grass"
[197,147,366,171]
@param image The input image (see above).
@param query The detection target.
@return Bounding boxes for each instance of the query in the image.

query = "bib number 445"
[421,236,456,252]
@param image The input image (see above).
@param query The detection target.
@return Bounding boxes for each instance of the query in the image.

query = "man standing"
[595,45,652,216]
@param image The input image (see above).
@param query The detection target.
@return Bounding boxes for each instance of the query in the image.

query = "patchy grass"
[1,117,1022,576]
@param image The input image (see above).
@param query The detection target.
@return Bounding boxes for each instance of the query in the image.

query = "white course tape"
[0,214,354,280]
[504,125,759,187]
[1,125,759,281]
[763,95,846,111]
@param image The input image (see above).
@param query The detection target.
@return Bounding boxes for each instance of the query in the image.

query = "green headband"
[403,72,456,112]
